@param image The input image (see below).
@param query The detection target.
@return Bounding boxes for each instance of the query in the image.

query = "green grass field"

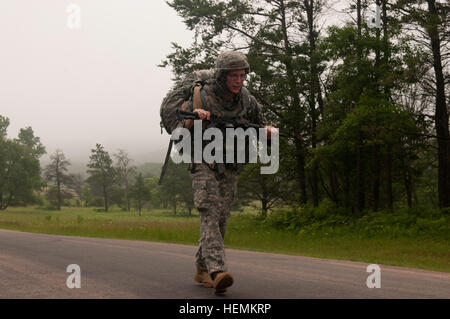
[0,207,448,273]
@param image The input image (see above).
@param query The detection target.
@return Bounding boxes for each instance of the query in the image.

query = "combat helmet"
[215,51,250,80]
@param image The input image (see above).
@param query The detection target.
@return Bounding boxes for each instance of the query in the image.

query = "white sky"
[0,0,193,164]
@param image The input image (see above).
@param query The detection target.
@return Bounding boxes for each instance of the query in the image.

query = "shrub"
[265,204,449,239]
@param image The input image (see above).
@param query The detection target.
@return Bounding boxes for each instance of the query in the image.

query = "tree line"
[161,0,450,213]
[1,0,448,216]
[0,118,190,215]
[0,114,275,215]
[42,144,195,215]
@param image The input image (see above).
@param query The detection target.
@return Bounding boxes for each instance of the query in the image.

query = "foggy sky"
[0,0,193,164]
[0,1,353,166]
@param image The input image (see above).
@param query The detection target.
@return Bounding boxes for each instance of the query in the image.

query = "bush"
[264,203,449,239]
[265,200,352,230]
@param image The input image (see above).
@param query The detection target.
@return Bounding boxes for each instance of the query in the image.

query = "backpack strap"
[193,82,249,118]
[192,83,203,110]
[238,87,250,118]
[189,82,206,174]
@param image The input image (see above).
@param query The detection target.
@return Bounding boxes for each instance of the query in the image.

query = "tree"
[45,185,75,208]
[145,176,166,209]
[130,173,151,215]
[0,117,45,210]
[86,144,116,212]
[114,149,136,212]
[44,149,72,210]
[238,162,294,218]
[159,159,193,215]
[177,175,195,216]
[81,186,103,208]
[67,173,84,206]
[392,0,450,208]
[0,116,9,138]
[16,126,46,159]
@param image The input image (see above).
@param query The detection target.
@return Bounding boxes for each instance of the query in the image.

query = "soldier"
[182,51,277,294]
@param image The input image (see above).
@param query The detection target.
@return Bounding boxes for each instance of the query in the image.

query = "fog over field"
[0,0,193,166]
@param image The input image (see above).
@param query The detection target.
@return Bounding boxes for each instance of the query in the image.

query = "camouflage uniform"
[192,163,237,273]
[190,51,267,275]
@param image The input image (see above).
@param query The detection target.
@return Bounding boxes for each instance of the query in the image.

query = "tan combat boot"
[212,272,234,294]
[194,268,213,288]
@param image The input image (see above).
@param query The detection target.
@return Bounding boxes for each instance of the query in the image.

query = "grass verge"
[0,207,448,273]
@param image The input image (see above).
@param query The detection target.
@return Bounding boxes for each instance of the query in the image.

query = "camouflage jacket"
[186,79,268,171]
[185,78,267,128]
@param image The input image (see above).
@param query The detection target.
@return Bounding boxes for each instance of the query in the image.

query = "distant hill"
[40,160,162,181]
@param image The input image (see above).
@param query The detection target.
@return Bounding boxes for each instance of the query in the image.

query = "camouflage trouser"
[191,163,238,274]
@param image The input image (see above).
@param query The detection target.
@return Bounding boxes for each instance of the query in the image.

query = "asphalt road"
[0,229,449,299]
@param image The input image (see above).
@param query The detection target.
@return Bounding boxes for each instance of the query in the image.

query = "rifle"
[176,109,285,136]
[158,110,274,185]
[176,109,262,130]
[159,139,173,185]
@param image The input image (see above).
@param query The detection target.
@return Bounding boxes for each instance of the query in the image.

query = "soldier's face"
[225,70,246,94]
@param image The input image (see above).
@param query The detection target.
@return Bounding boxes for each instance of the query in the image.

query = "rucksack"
[160,69,215,135]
